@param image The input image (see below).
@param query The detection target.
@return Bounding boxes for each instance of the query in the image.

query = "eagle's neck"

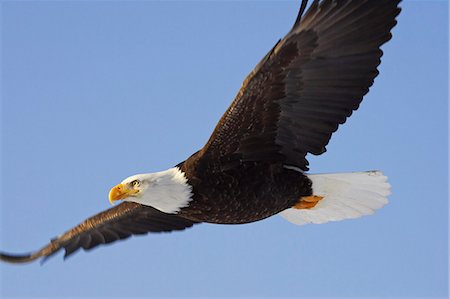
[130,167,193,214]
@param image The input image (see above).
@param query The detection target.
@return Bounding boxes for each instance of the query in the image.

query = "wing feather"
[198,0,401,171]
[0,202,198,263]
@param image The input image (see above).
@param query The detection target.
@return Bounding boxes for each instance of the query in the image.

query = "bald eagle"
[0,0,400,264]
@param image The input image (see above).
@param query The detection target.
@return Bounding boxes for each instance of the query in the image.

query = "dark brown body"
[179,158,312,224]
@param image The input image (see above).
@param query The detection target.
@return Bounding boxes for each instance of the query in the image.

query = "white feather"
[279,171,391,225]
[121,167,193,214]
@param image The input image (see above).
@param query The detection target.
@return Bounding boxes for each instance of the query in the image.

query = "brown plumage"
[0,0,401,264]
[0,203,198,264]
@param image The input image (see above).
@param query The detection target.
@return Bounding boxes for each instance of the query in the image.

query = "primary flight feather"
[1,0,400,264]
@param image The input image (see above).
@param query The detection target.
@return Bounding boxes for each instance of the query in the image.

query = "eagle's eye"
[130,180,140,188]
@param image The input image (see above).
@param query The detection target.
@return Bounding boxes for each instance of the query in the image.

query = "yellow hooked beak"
[109,183,139,205]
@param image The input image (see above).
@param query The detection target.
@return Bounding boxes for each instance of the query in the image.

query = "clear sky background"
[0,0,448,298]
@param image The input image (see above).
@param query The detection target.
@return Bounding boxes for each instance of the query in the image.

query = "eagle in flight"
[1,0,400,264]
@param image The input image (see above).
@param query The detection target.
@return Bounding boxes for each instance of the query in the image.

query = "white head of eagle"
[109,167,193,214]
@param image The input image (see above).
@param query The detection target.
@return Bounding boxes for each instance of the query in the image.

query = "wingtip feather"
[0,251,37,264]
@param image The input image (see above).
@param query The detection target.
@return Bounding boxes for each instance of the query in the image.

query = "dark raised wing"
[200,0,401,171]
[0,202,198,264]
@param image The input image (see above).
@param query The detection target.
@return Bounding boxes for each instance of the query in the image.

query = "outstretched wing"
[200,0,401,171]
[0,202,199,264]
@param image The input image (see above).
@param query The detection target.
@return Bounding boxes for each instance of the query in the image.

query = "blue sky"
[0,1,448,298]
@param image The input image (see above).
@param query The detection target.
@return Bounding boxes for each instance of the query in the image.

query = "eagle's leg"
[292,196,324,209]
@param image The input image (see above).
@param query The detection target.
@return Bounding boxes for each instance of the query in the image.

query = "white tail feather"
[279,171,391,225]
